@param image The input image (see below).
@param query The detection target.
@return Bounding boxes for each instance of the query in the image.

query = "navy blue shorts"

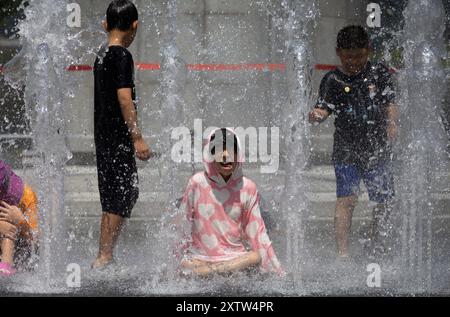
[334,163,394,203]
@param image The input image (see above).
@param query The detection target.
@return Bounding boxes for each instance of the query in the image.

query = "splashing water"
[280,0,317,291]
[1,0,448,296]
[158,0,187,202]
[4,0,73,292]
[395,0,449,293]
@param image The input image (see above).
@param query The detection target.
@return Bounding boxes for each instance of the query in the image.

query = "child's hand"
[134,137,152,161]
[0,201,25,226]
[0,220,18,240]
[308,108,329,124]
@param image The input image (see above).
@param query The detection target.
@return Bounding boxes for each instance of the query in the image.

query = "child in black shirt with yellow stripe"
[309,25,399,260]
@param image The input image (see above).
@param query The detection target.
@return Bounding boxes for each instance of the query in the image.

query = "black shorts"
[95,143,139,218]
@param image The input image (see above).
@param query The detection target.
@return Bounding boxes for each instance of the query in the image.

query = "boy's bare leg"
[335,195,357,257]
[92,212,124,269]
[371,203,391,255]
[0,238,15,265]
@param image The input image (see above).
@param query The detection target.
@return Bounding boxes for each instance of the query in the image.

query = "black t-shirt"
[315,61,395,170]
[94,45,136,150]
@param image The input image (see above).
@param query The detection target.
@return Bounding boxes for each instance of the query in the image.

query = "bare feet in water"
[91,255,114,270]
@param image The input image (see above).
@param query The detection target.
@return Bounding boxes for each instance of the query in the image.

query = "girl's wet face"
[213,148,238,178]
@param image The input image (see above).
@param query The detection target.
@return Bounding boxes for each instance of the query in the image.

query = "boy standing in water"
[92,0,151,269]
[309,25,399,260]
[0,159,39,276]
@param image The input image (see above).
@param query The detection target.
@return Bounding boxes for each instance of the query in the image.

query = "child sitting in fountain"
[0,159,39,277]
[178,128,284,276]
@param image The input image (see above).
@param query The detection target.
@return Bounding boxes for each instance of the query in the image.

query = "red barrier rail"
[1,63,398,74]
[1,63,334,73]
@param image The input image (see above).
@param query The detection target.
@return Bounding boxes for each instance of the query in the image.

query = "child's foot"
[337,252,350,260]
[180,258,207,270]
[91,256,115,270]
[0,262,17,277]
[179,268,194,278]
[335,254,351,264]
[333,254,354,272]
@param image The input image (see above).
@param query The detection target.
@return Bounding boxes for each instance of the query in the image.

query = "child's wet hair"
[336,25,369,49]
[106,0,138,32]
[209,128,238,156]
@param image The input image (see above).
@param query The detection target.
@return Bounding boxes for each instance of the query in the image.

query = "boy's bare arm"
[386,102,399,141]
[308,108,331,124]
[117,88,151,161]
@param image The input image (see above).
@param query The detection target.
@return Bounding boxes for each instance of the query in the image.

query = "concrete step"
[13,165,450,222]
[62,163,450,194]
[63,167,339,195]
